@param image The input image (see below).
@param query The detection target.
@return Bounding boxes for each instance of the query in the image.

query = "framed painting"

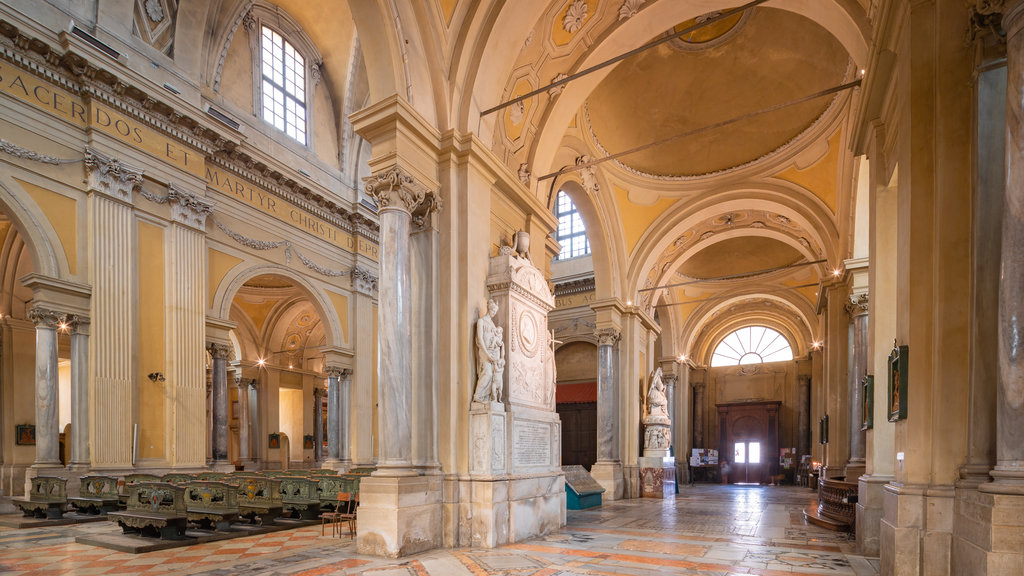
[862,375,873,430]
[268,433,281,449]
[15,424,35,445]
[888,342,908,422]
[303,434,314,450]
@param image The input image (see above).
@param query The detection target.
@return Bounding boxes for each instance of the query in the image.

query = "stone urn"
[514,229,530,259]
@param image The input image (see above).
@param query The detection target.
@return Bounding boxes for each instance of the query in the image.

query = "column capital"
[352,266,379,296]
[692,382,706,392]
[364,167,437,215]
[27,306,63,329]
[84,147,143,202]
[662,374,678,389]
[61,313,89,335]
[845,293,869,316]
[167,184,214,229]
[324,365,351,379]
[206,342,233,360]
[595,327,621,346]
[314,386,327,398]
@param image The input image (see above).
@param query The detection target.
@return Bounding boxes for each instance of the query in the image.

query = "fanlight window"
[555,191,590,260]
[261,26,306,145]
[711,326,793,367]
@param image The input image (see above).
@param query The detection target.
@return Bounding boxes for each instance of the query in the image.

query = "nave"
[0,485,878,576]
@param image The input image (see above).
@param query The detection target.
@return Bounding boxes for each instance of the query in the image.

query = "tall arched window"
[711,326,793,367]
[260,26,306,145]
[555,190,590,260]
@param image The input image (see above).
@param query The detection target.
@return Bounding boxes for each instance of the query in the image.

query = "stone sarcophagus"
[466,249,565,548]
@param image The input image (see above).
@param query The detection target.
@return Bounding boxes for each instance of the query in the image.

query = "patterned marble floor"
[0,485,879,576]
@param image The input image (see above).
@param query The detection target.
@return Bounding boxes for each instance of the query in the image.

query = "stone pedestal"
[591,461,625,500]
[857,474,891,556]
[356,474,442,558]
[639,456,676,498]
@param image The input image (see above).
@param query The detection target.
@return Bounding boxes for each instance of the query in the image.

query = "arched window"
[711,326,793,367]
[555,191,590,260]
[260,26,306,144]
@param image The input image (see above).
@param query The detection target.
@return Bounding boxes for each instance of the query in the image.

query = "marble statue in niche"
[645,367,670,424]
[474,299,506,403]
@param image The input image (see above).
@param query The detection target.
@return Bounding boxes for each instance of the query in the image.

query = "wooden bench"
[108,482,188,539]
[234,476,283,525]
[11,476,67,519]
[280,477,320,519]
[161,473,195,485]
[195,472,227,482]
[68,475,121,515]
[185,481,238,531]
[120,474,161,506]
[314,475,347,511]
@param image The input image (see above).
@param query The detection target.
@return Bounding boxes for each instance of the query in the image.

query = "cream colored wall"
[705,361,800,455]
[554,341,597,384]
[278,386,304,463]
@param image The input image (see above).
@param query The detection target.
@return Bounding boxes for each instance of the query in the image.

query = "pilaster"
[26,306,61,468]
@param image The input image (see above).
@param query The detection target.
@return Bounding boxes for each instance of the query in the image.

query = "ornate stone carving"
[595,328,621,347]
[563,0,588,34]
[324,365,348,380]
[84,147,143,202]
[644,425,671,450]
[548,73,568,97]
[575,155,600,195]
[167,184,214,229]
[27,306,63,329]
[313,387,326,399]
[213,219,288,251]
[145,0,165,22]
[846,293,869,316]
[294,251,350,277]
[619,0,645,20]
[0,140,75,165]
[474,299,506,403]
[970,2,1006,42]
[644,368,670,425]
[310,60,324,86]
[411,190,442,229]
[206,342,233,360]
[61,313,88,334]
[518,163,532,186]
[352,266,378,296]
[364,167,429,214]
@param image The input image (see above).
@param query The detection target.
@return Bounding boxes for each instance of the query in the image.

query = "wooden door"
[557,402,597,470]
[717,401,780,484]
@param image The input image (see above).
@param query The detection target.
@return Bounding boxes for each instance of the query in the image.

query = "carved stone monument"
[465,249,565,547]
[639,367,676,498]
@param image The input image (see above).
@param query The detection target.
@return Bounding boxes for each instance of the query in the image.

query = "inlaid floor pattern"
[0,485,880,575]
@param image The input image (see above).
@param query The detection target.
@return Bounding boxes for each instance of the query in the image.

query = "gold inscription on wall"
[205,165,380,262]
[555,290,595,309]
[89,101,205,177]
[0,60,88,126]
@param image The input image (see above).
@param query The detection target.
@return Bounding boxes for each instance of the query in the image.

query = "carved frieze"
[352,266,378,296]
[84,147,143,202]
[619,0,645,20]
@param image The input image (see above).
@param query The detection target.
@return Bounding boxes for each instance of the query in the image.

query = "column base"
[321,459,351,473]
[952,487,1024,575]
[857,473,891,556]
[591,461,624,500]
[210,460,235,473]
[980,468,1024,495]
[880,482,956,576]
[638,457,675,498]
[357,474,442,557]
[845,459,866,481]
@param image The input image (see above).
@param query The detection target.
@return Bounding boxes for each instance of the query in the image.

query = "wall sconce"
[148,372,165,383]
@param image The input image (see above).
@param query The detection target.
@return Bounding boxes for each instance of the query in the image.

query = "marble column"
[67,315,89,468]
[595,328,621,462]
[248,379,260,465]
[313,387,325,462]
[364,169,430,475]
[28,307,61,467]
[991,1,1024,493]
[207,343,232,463]
[325,366,342,464]
[236,376,251,465]
[846,295,869,474]
[693,383,705,448]
[340,368,353,464]
[798,375,811,460]
[664,373,677,456]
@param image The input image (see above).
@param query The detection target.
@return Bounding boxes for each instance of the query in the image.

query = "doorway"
[717,400,781,485]
[732,440,763,483]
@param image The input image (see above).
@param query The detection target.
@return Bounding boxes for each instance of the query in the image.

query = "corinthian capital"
[84,147,143,202]
[325,365,348,379]
[595,327,621,346]
[27,306,63,329]
[168,184,214,229]
[364,167,432,214]
[206,342,233,360]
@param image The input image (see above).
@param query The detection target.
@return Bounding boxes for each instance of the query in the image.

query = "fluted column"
[236,376,251,465]
[28,306,61,467]
[313,387,325,462]
[693,383,706,448]
[325,366,343,464]
[207,343,232,463]
[85,148,141,467]
[991,1,1024,493]
[596,328,621,462]
[67,315,90,468]
[364,168,437,475]
[340,368,353,464]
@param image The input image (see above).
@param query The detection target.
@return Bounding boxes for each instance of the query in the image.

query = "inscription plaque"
[512,421,551,467]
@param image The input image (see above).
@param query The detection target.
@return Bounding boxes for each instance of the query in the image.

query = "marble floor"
[0,484,879,575]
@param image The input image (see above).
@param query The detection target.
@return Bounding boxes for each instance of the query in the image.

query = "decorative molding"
[215,2,257,91]
[595,327,621,346]
[563,0,589,34]
[310,60,324,87]
[145,0,165,22]
[411,190,443,229]
[518,163,532,186]
[84,147,143,202]
[295,250,350,277]
[970,2,1007,42]
[61,313,89,334]
[575,155,599,195]
[213,218,288,251]
[845,293,869,316]
[352,266,378,296]
[0,140,79,165]
[206,342,233,360]
[27,306,63,329]
[553,276,595,296]
[548,73,568,97]
[553,317,597,335]
[167,184,214,229]
[324,365,346,379]
[364,167,429,214]
[618,0,645,20]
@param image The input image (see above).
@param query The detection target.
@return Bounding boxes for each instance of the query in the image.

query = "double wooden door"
[717,400,781,484]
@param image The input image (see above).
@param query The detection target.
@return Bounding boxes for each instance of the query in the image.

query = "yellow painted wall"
[774,129,842,213]
[208,248,243,308]
[614,185,677,255]
[440,0,457,23]
[326,290,350,344]
[14,178,77,274]
[137,221,166,460]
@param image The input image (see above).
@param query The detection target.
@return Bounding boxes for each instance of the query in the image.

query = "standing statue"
[645,367,670,424]
[474,299,505,403]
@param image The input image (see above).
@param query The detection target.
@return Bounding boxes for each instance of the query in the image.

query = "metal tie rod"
[480,0,772,117]
[637,259,828,293]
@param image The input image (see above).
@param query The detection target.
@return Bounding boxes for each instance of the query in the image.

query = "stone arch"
[212,263,344,349]
[0,177,62,279]
[550,178,620,301]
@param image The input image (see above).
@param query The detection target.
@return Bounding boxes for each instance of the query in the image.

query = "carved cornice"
[595,328,621,346]
[84,147,143,202]
[27,306,63,329]
[554,276,596,296]
[206,342,233,360]
[352,266,378,296]
[364,167,434,215]
[168,184,214,229]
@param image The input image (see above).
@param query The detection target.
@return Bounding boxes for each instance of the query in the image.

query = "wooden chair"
[337,492,357,538]
[321,492,354,537]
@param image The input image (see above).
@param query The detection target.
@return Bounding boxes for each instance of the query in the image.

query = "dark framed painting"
[15,424,35,445]
[268,433,281,449]
[303,434,314,450]
[888,342,909,422]
[862,375,874,430]
[818,415,829,445]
